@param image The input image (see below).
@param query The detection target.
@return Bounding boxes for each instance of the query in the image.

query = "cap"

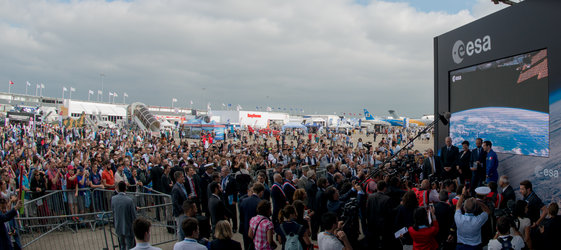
[67,165,74,170]
[475,186,491,196]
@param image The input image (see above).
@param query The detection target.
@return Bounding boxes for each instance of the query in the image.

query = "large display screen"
[449,49,549,157]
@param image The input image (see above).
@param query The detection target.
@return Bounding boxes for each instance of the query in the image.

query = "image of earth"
[450,107,549,157]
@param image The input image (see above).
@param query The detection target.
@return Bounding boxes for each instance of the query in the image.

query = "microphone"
[439,112,451,125]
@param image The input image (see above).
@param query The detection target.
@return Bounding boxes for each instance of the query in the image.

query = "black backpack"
[497,236,514,250]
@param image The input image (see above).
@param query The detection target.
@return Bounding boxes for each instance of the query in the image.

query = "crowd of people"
[0,121,559,250]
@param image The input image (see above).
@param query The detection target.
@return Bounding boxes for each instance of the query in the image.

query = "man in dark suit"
[434,191,455,249]
[0,198,23,250]
[199,165,214,216]
[326,164,336,186]
[271,173,288,226]
[149,161,165,221]
[421,148,441,180]
[311,177,328,240]
[112,181,137,250]
[499,175,515,209]
[184,166,202,212]
[257,171,271,201]
[239,183,265,250]
[171,171,188,240]
[366,180,393,249]
[208,182,229,234]
[440,136,459,180]
[470,138,486,192]
[220,167,238,232]
[304,170,317,210]
[283,170,297,204]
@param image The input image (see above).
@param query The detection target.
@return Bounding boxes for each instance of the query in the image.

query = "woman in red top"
[408,207,439,250]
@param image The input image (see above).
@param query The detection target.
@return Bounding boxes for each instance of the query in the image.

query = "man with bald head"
[271,173,287,225]
[440,137,459,180]
[283,170,296,204]
[421,148,441,180]
[454,187,491,250]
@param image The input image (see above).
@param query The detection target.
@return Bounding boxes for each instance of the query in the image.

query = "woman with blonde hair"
[208,220,242,250]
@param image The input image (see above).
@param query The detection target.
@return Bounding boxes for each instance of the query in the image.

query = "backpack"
[497,236,514,250]
[281,223,303,250]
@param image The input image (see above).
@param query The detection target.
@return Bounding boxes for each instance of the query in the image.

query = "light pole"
[62,87,67,100]
[172,98,177,109]
[123,93,128,103]
[100,73,105,102]
[70,87,75,99]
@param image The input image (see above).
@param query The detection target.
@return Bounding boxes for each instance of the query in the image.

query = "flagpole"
[35,84,39,96]
[8,81,11,94]
[25,82,28,95]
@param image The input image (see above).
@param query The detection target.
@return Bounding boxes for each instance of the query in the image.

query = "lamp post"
[100,73,105,102]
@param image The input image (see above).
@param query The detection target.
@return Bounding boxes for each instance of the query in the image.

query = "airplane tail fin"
[388,110,400,119]
[363,109,373,120]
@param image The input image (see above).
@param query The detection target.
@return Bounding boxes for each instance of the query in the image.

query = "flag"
[36,84,40,89]
[190,100,193,105]
[63,87,67,91]
[228,103,232,107]
[98,90,102,95]
[172,98,177,102]
[222,103,226,107]
[26,81,31,86]
[124,93,128,97]
[9,80,14,85]
[88,90,94,94]
[41,83,44,88]
[70,87,75,92]
[266,106,272,111]
[207,103,211,110]
[109,92,113,96]
[113,92,118,97]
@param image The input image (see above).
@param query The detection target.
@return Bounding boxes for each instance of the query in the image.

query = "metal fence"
[16,187,176,249]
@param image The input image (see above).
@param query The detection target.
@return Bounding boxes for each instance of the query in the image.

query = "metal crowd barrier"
[16,186,175,249]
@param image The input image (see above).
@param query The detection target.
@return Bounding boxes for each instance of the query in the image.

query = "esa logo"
[535,166,559,178]
[451,75,462,83]
[452,35,492,64]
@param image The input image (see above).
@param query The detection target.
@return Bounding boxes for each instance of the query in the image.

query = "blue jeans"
[456,243,482,250]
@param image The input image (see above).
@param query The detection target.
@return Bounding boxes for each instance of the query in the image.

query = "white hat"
[475,186,491,196]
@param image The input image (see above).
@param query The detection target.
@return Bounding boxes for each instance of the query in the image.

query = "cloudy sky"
[0,0,509,117]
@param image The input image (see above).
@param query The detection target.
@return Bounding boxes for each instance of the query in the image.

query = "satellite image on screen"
[449,49,549,157]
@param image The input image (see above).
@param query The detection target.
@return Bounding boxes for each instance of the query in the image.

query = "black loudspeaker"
[191,110,197,116]
[203,116,210,123]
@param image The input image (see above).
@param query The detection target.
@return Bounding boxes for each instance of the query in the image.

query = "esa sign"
[452,35,491,64]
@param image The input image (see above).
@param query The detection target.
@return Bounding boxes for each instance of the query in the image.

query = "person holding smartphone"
[408,206,439,250]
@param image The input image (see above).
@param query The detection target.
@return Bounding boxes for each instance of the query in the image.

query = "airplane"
[364,109,404,126]
[388,110,427,127]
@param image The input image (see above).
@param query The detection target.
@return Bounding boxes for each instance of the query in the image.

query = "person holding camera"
[0,197,23,250]
[408,206,439,250]
[317,212,352,250]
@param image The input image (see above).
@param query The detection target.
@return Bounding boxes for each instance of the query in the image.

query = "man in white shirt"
[174,218,206,250]
[130,218,161,250]
[487,216,525,250]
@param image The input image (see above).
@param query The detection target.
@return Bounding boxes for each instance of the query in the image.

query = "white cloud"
[0,0,506,115]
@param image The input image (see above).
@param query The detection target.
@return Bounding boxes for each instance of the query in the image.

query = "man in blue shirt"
[454,187,491,250]
[483,141,498,183]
